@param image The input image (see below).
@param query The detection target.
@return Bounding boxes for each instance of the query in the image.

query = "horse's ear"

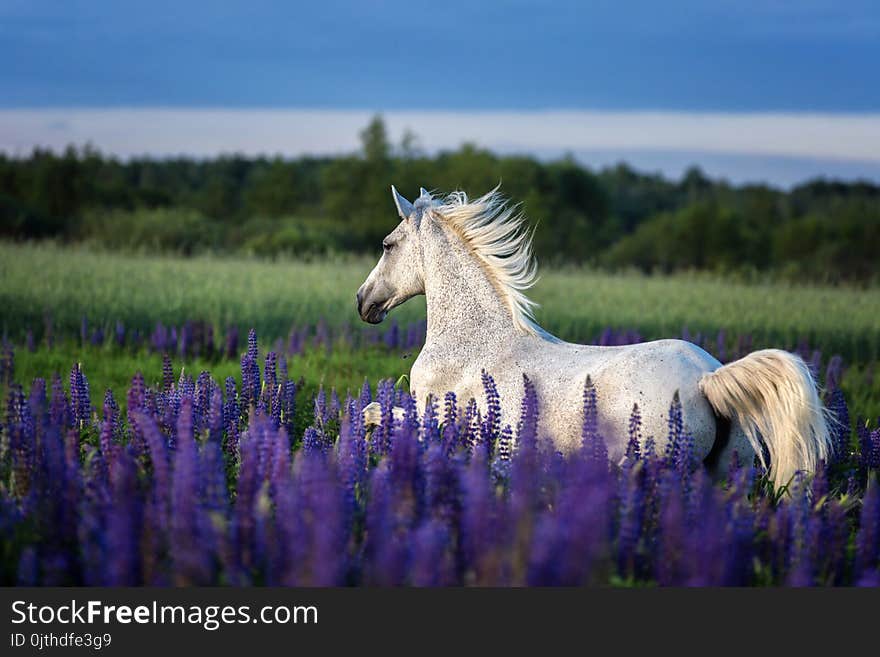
[391,185,415,221]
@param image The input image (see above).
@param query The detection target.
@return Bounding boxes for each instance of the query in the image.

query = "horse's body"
[357,186,830,487]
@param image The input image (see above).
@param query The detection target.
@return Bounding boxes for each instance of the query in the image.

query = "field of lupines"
[1,243,879,586]
[1,325,879,587]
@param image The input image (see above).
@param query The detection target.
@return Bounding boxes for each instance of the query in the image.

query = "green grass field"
[3,242,879,361]
[2,241,879,421]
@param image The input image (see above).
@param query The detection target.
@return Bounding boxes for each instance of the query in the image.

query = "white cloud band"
[2,109,879,184]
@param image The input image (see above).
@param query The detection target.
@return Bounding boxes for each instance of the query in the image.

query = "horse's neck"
[422,231,520,351]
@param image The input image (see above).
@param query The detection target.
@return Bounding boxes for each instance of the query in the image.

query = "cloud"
[1,108,879,186]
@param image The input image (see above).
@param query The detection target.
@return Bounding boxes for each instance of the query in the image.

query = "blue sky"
[2,1,879,184]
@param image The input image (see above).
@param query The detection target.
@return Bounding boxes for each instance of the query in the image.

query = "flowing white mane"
[429,187,547,338]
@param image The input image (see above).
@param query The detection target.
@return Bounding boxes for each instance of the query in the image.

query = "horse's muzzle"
[356,290,387,324]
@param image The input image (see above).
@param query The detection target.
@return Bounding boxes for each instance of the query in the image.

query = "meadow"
[3,241,880,357]
[1,242,879,586]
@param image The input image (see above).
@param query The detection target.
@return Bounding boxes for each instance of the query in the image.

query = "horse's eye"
[383,241,394,253]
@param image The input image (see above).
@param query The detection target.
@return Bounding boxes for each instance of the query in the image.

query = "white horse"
[357,186,832,488]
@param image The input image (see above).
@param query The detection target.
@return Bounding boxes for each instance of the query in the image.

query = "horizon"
[3,108,880,188]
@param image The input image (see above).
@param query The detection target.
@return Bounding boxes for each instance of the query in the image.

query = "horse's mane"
[429,187,548,338]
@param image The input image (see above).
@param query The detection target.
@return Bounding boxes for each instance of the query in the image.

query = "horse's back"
[529,337,722,460]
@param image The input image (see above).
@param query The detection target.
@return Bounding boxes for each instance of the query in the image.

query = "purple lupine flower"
[404,320,425,351]
[817,500,849,586]
[410,519,454,586]
[28,377,49,429]
[240,353,254,409]
[461,447,503,584]
[329,389,341,422]
[785,476,818,586]
[362,462,407,585]
[517,374,538,451]
[292,450,346,585]
[223,376,239,426]
[150,322,166,353]
[400,391,420,441]
[314,319,330,349]
[90,327,104,346]
[383,319,400,350]
[7,385,34,499]
[307,452,349,582]
[665,390,685,465]
[170,413,211,585]
[208,386,223,444]
[421,394,439,443]
[247,328,258,360]
[100,389,119,456]
[480,370,501,456]
[655,471,686,585]
[228,431,265,583]
[807,350,822,380]
[581,375,607,463]
[531,455,611,585]
[194,370,212,433]
[337,402,367,526]
[225,417,240,466]
[372,379,395,456]
[263,351,278,403]
[115,321,126,347]
[359,379,372,408]
[265,423,291,500]
[200,433,228,516]
[858,420,880,470]
[626,403,642,460]
[313,386,327,426]
[617,466,644,577]
[281,380,296,437]
[49,374,70,430]
[389,399,422,525]
[491,425,514,484]
[180,321,193,359]
[855,478,880,583]
[824,355,844,394]
[104,449,143,585]
[423,440,458,526]
[269,382,282,428]
[286,325,302,355]
[462,398,480,452]
[68,363,86,427]
[441,391,458,452]
[175,394,194,451]
[825,388,850,460]
[239,329,261,409]
[278,354,288,384]
[162,353,174,393]
[26,330,35,353]
[302,427,326,452]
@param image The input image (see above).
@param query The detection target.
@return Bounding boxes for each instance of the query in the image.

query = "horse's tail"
[699,349,832,490]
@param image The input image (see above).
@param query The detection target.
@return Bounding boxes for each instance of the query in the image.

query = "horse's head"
[356,186,433,324]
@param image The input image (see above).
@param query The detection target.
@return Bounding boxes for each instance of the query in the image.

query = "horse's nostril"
[356,291,363,314]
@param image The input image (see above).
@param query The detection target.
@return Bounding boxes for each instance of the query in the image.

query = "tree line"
[1,116,877,282]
